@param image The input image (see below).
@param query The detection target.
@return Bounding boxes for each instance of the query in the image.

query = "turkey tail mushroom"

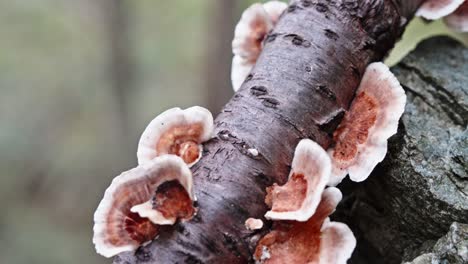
[416,0,468,32]
[265,139,331,222]
[444,1,468,32]
[137,106,213,166]
[416,0,465,19]
[327,62,406,186]
[255,187,356,264]
[93,155,196,257]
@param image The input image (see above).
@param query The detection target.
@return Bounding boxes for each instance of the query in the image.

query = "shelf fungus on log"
[255,187,356,264]
[327,62,406,186]
[231,1,287,91]
[93,155,196,257]
[416,0,464,19]
[444,2,468,32]
[137,106,213,166]
[265,139,331,222]
[416,0,468,32]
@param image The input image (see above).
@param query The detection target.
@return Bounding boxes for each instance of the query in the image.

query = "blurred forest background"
[0,1,466,264]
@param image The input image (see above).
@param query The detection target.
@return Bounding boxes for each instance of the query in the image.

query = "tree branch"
[114,0,424,263]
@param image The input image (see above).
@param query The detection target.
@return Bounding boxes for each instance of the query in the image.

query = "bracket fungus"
[255,187,356,264]
[265,139,331,222]
[327,62,406,186]
[93,155,195,257]
[416,0,465,19]
[416,0,468,32]
[137,106,213,166]
[444,1,468,32]
[231,1,287,91]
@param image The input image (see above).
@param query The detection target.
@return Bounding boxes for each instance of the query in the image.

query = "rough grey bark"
[404,222,468,264]
[334,37,468,264]
[114,1,424,263]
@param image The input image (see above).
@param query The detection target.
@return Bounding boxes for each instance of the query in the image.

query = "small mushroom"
[254,187,356,264]
[93,155,195,257]
[231,1,287,91]
[265,139,331,222]
[245,218,264,230]
[327,62,406,186]
[416,0,465,20]
[444,2,468,32]
[137,106,213,166]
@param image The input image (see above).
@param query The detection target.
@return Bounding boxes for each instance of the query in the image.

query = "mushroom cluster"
[253,139,356,263]
[417,0,468,32]
[93,106,214,257]
[255,187,356,264]
[93,0,413,262]
[252,61,406,263]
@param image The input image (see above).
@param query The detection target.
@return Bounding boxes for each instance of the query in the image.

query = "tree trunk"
[101,0,134,157]
[203,0,238,113]
[334,36,468,264]
[114,1,425,263]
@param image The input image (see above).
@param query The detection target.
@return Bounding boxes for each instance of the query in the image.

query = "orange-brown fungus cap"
[333,92,378,162]
[265,139,331,222]
[255,188,356,264]
[93,156,194,257]
[152,180,195,221]
[328,62,406,186]
[265,174,307,212]
[137,106,213,166]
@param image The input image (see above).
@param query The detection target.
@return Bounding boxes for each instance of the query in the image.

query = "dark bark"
[334,36,468,264]
[114,1,424,263]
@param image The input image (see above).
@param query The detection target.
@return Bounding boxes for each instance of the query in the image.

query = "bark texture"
[404,222,468,264]
[114,1,424,263]
[334,37,468,264]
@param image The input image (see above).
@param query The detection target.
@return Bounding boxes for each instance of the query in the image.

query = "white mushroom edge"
[416,0,465,20]
[265,139,331,222]
[327,62,406,186]
[231,1,287,91]
[93,155,194,257]
[137,106,213,166]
